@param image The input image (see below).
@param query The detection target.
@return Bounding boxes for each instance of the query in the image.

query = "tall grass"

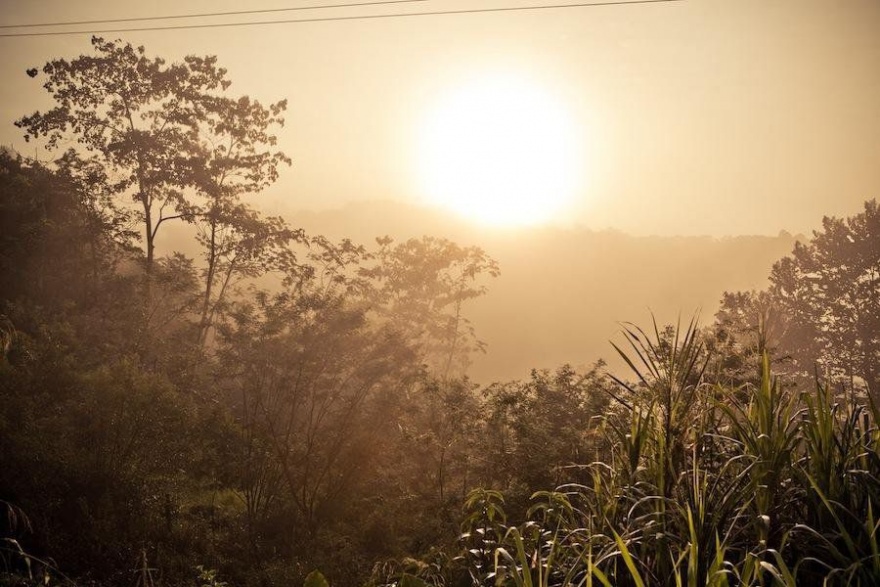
[375,319,880,587]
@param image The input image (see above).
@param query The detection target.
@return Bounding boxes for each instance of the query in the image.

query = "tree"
[481,363,612,496]
[213,235,498,579]
[362,236,499,378]
[770,200,880,395]
[217,279,418,565]
[0,150,147,363]
[394,376,483,504]
[718,200,880,396]
[16,37,230,277]
[17,38,300,355]
[0,153,224,582]
[709,289,793,387]
[182,94,300,345]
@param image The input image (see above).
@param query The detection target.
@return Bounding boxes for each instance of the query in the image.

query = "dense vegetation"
[2,38,879,587]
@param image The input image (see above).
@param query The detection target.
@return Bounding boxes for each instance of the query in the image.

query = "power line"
[0,0,432,30]
[0,0,684,38]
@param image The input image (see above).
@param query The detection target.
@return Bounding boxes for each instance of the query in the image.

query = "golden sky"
[1,0,879,236]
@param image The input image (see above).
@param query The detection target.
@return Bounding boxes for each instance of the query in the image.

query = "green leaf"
[613,531,645,587]
[303,570,329,587]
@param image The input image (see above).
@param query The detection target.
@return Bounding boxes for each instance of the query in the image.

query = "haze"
[1,0,879,381]
[2,0,878,236]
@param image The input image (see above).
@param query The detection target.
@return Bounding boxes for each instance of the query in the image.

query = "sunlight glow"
[418,74,580,227]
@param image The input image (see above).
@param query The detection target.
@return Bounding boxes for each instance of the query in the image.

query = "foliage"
[362,236,500,378]
[718,199,880,398]
[0,138,500,585]
[481,364,611,497]
[181,92,299,345]
[7,35,880,587]
[17,37,223,272]
[384,318,880,587]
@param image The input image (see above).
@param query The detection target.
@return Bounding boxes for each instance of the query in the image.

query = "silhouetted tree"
[181,94,299,344]
[770,200,880,395]
[718,200,880,397]
[17,37,227,277]
[362,236,499,378]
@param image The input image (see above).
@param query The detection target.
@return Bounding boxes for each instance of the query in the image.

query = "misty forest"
[2,34,880,587]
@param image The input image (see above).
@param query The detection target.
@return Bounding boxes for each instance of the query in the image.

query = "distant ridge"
[274,199,800,383]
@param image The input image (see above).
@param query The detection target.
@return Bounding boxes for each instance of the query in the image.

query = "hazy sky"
[1,0,879,236]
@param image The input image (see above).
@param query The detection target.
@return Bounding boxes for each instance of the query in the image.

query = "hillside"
[274,200,799,382]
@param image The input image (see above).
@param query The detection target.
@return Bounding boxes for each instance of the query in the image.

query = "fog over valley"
[2,1,879,585]
[274,200,802,381]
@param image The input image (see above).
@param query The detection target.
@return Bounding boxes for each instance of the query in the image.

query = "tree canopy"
[717,199,880,397]
[16,36,290,287]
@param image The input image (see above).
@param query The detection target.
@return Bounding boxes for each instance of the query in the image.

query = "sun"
[417,74,580,227]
